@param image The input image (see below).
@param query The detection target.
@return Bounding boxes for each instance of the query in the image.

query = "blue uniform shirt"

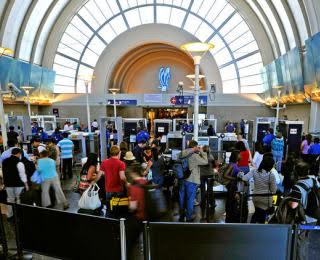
[308,144,320,155]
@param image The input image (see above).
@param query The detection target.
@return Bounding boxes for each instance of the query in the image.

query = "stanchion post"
[120,218,127,260]
[143,221,150,260]
[12,203,23,259]
[0,204,8,259]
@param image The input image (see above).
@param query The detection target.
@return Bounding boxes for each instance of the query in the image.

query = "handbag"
[78,184,101,210]
[31,170,43,184]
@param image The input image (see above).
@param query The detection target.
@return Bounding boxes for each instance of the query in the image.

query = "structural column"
[309,101,320,133]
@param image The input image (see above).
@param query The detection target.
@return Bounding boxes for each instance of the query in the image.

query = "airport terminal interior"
[1,0,320,259]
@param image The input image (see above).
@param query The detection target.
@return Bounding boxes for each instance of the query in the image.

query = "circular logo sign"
[170,97,176,104]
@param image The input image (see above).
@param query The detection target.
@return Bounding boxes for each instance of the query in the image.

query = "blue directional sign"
[107,99,137,105]
[174,95,207,105]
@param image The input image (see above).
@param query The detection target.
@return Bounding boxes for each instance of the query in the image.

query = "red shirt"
[101,157,126,192]
[128,178,148,220]
[239,150,250,167]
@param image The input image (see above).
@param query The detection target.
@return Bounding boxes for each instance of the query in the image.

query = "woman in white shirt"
[252,142,264,169]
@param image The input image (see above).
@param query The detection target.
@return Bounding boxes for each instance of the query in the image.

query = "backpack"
[297,178,320,219]
[172,152,193,179]
[48,145,57,161]
[269,197,306,224]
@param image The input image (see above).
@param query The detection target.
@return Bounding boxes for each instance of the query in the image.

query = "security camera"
[210,83,216,93]
[7,83,22,95]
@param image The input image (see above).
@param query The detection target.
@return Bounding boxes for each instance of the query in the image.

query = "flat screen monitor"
[222,140,237,152]
[168,137,183,150]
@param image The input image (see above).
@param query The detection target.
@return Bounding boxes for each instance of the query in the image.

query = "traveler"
[207,124,216,136]
[223,150,241,223]
[119,141,128,161]
[91,119,99,131]
[31,122,38,135]
[144,147,164,187]
[57,132,74,180]
[225,122,235,133]
[79,153,102,193]
[100,146,127,214]
[132,139,147,163]
[241,156,277,223]
[263,128,274,151]
[199,145,215,219]
[143,146,152,162]
[236,141,251,174]
[252,142,264,169]
[51,128,62,143]
[301,134,312,162]
[32,137,47,158]
[178,140,208,222]
[271,131,285,172]
[37,127,48,141]
[0,139,30,166]
[282,153,298,194]
[240,119,246,138]
[7,126,19,141]
[136,127,150,143]
[288,161,319,223]
[237,134,249,150]
[124,151,136,182]
[2,148,28,219]
[37,150,69,209]
[308,137,320,155]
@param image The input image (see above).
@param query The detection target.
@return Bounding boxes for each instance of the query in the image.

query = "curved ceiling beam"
[0,0,14,45]
[30,0,59,64]
[15,0,38,60]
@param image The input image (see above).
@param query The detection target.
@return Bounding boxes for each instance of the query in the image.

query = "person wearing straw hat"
[124,151,136,183]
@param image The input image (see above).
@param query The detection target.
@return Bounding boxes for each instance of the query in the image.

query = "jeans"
[41,176,68,207]
[273,154,283,173]
[152,176,164,187]
[239,166,250,174]
[6,187,24,217]
[179,180,198,221]
[61,158,73,179]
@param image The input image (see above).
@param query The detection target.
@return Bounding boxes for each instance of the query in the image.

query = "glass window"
[223,79,239,94]
[54,85,75,93]
[61,34,85,53]
[87,37,107,56]
[157,6,171,24]
[237,52,262,68]
[220,64,237,81]
[207,0,227,24]
[223,22,250,43]
[125,8,142,28]
[98,24,117,43]
[105,0,120,15]
[209,35,227,55]
[57,43,81,60]
[184,13,202,35]
[233,41,258,59]
[213,48,233,67]
[71,16,94,37]
[169,8,185,27]
[240,74,262,86]
[109,15,127,35]
[139,6,154,24]
[53,64,76,78]
[219,13,243,36]
[239,63,263,77]
[54,54,78,69]
[197,0,215,18]
[190,0,204,13]
[19,0,53,61]
[81,48,100,66]
[229,31,255,52]
[212,4,234,28]
[94,0,114,19]
[78,7,100,29]
[257,0,286,54]
[34,0,69,64]
[55,75,75,86]
[181,0,192,9]
[287,0,309,43]
[195,22,214,42]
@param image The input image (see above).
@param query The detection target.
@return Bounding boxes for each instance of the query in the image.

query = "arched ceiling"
[0,0,318,94]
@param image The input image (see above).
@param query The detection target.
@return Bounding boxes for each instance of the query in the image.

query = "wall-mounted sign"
[290,128,297,134]
[158,67,171,92]
[174,95,207,105]
[107,99,137,105]
[144,94,162,103]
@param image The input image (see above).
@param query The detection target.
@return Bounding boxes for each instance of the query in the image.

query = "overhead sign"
[144,94,162,103]
[107,99,137,105]
[174,95,207,105]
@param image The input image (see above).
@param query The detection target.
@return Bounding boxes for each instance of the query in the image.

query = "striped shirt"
[57,138,74,159]
[242,169,277,210]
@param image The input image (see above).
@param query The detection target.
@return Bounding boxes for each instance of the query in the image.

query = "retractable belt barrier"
[2,202,320,260]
